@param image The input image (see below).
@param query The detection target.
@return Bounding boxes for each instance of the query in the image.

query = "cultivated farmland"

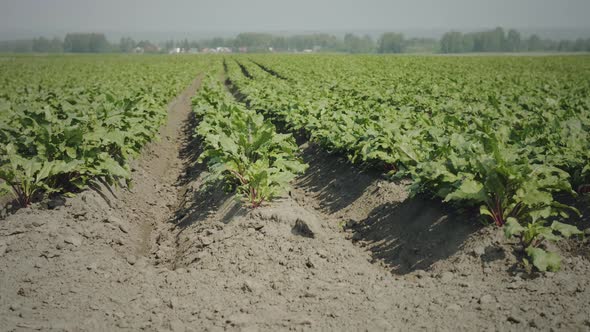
[1,54,589,331]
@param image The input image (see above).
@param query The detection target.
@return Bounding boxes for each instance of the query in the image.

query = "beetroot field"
[1,54,589,331]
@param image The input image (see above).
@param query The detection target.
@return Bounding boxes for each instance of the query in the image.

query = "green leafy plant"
[193,74,307,208]
[0,55,211,207]
[504,217,583,272]
[0,142,87,206]
[222,55,589,272]
[432,133,582,271]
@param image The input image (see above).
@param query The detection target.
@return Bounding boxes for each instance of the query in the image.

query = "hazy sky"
[1,0,589,38]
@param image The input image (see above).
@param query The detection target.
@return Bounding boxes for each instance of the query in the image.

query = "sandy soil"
[1,77,589,332]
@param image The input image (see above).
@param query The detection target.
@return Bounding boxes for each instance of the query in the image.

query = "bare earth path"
[0,76,204,331]
[0,77,589,331]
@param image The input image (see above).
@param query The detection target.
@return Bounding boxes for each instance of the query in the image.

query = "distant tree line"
[0,33,112,53]
[440,27,590,53]
[0,28,589,54]
[215,32,375,53]
[63,33,110,52]
[0,37,64,53]
[193,32,437,53]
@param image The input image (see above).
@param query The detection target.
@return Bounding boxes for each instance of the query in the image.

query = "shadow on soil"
[350,198,482,275]
[293,142,481,274]
[175,70,489,275]
[176,112,206,187]
[169,113,234,232]
[295,143,375,214]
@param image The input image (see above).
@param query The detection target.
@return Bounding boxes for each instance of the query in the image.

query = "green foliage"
[0,143,82,206]
[193,73,307,208]
[223,54,590,272]
[423,132,579,228]
[505,218,583,272]
[0,54,207,206]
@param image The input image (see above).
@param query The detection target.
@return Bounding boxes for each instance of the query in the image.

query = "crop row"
[224,55,590,271]
[191,62,306,207]
[0,55,210,205]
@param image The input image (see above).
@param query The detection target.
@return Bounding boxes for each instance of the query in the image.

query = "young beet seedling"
[504,217,583,272]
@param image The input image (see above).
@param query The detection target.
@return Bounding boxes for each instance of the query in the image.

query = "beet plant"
[0,55,208,207]
[193,74,307,208]
[504,218,583,272]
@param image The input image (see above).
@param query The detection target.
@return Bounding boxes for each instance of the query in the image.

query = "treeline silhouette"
[440,27,590,53]
[0,28,589,54]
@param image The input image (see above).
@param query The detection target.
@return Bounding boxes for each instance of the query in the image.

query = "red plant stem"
[248,186,266,209]
[486,196,503,227]
[490,207,501,227]
[229,169,248,185]
[385,163,397,173]
[495,196,504,226]
[11,184,28,207]
[532,238,543,248]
